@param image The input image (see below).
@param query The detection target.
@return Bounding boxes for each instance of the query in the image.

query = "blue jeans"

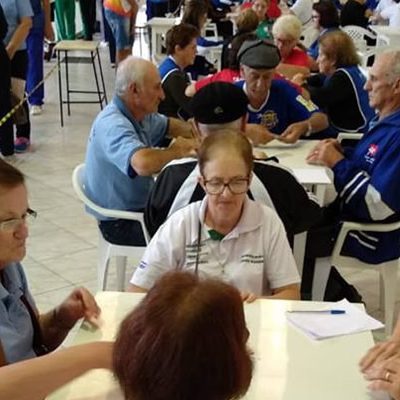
[26,21,45,106]
[104,9,133,51]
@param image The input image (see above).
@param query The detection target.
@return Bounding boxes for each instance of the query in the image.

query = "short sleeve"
[130,212,186,289]
[143,113,168,147]
[16,0,33,18]
[263,211,300,290]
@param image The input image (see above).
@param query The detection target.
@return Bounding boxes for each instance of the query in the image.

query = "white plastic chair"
[341,25,377,51]
[72,164,150,291]
[337,132,364,143]
[312,220,400,336]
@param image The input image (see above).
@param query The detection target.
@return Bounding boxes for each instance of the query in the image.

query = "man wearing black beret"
[237,39,329,143]
[144,81,321,245]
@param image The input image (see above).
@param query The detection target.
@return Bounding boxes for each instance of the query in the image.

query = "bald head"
[115,56,158,96]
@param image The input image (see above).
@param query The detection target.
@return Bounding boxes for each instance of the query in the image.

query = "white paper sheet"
[286,299,384,340]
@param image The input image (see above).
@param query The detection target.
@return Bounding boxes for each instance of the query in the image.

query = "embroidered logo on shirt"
[365,143,378,165]
[139,261,148,270]
[259,110,278,129]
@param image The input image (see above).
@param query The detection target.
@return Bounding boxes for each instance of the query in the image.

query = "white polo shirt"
[131,197,300,295]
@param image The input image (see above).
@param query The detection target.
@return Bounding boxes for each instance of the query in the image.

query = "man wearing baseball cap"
[144,81,321,243]
[237,39,329,143]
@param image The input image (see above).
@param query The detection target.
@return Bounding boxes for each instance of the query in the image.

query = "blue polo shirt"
[237,79,319,135]
[0,262,36,363]
[84,96,168,220]
[0,0,33,49]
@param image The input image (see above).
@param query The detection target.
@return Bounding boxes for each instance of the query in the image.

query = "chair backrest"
[72,164,151,244]
[341,25,377,51]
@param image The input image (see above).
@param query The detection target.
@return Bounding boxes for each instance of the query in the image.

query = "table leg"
[96,48,108,105]
[57,50,64,127]
[65,50,71,116]
[91,51,103,110]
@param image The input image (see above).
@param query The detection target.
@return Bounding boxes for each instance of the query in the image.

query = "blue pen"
[287,309,346,315]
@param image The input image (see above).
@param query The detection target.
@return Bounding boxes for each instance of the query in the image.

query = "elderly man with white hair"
[84,56,197,246]
[302,50,400,301]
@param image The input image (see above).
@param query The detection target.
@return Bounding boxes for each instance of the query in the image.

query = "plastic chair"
[341,25,377,51]
[72,164,150,291]
[312,220,400,336]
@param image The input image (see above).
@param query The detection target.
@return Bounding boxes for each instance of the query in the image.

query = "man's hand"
[54,287,101,330]
[279,121,308,144]
[6,44,16,60]
[169,136,199,158]
[306,139,344,167]
[360,339,400,373]
[363,354,400,400]
[245,124,276,145]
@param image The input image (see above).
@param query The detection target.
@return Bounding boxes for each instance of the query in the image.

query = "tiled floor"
[7,23,396,343]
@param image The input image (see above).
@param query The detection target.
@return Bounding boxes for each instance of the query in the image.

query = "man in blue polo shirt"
[84,56,198,246]
[236,39,329,143]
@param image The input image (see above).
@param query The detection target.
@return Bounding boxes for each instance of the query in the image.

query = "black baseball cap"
[189,82,248,124]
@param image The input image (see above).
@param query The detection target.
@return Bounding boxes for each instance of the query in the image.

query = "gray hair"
[115,56,148,96]
[197,118,243,136]
[383,50,400,84]
[272,14,302,41]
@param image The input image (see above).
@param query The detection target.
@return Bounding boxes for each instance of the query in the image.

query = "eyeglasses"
[275,37,295,46]
[203,177,250,195]
[0,208,37,232]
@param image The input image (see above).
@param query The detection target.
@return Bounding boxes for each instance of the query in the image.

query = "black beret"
[238,39,281,69]
[189,82,248,124]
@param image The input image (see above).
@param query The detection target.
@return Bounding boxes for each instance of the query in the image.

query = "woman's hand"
[241,292,258,303]
[54,287,101,330]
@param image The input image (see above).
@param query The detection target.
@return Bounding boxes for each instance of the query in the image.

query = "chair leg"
[312,257,331,301]
[97,233,111,291]
[380,264,398,337]
[115,256,127,292]
[379,273,384,312]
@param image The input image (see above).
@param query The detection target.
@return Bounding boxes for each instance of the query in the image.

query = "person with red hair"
[115,271,253,400]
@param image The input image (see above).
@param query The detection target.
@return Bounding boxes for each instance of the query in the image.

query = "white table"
[369,25,400,46]
[48,292,380,400]
[147,17,180,61]
[256,140,333,204]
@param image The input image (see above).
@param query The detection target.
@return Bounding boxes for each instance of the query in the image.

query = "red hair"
[113,272,253,400]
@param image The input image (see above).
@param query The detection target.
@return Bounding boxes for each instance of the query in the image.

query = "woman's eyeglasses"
[203,177,250,195]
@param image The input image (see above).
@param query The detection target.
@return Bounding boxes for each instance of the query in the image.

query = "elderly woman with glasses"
[130,130,300,302]
[0,159,100,366]
[272,14,311,79]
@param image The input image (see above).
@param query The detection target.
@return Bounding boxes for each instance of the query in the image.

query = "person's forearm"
[131,147,187,176]
[392,319,400,340]
[168,118,193,139]
[6,19,32,58]
[39,309,74,351]
[268,285,301,300]
[308,112,328,135]
[0,342,113,400]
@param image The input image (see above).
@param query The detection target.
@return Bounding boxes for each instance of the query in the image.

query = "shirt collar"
[197,196,262,241]
[369,108,400,131]
[113,95,142,130]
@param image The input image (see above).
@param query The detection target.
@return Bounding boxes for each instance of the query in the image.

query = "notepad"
[286,299,384,340]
